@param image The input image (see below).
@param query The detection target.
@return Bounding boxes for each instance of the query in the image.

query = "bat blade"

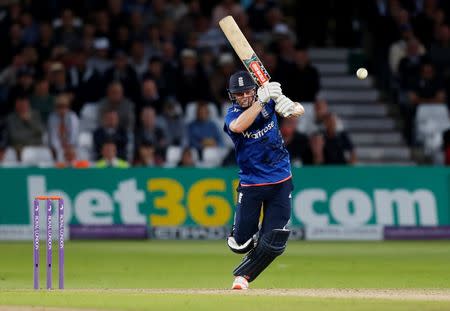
[219,15,270,86]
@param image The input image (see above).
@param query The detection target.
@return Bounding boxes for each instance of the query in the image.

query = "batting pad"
[233,229,290,282]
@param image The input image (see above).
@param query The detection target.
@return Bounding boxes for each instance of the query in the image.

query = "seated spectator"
[5,95,44,152]
[135,106,168,161]
[279,117,311,166]
[389,23,425,75]
[409,61,446,105]
[188,101,223,153]
[175,49,211,107]
[129,40,148,78]
[398,39,425,90]
[137,79,163,115]
[209,53,237,108]
[30,78,54,123]
[288,48,320,101]
[93,110,128,160]
[55,144,90,168]
[103,50,141,103]
[47,94,79,155]
[0,54,26,109]
[133,142,157,167]
[87,37,112,75]
[323,113,356,164]
[98,82,135,131]
[142,56,175,99]
[53,8,82,50]
[429,24,450,77]
[177,147,195,167]
[48,62,72,96]
[67,48,103,113]
[95,140,129,168]
[444,129,450,165]
[158,99,186,146]
[302,98,343,134]
[8,66,35,104]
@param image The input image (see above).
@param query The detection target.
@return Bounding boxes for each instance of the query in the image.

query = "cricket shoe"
[231,276,249,290]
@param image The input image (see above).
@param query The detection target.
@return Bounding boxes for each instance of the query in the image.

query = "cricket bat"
[219,15,304,116]
[219,15,270,86]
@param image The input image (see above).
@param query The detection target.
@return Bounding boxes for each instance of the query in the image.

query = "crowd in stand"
[1,0,450,167]
[366,0,450,164]
[0,0,361,168]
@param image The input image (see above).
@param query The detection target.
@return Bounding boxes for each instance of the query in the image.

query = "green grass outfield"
[1,240,450,310]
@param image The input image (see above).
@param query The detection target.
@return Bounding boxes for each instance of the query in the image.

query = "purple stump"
[58,199,64,289]
[46,199,52,290]
[33,199,40,290]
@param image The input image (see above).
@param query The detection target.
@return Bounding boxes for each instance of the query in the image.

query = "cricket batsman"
[224,71,304,290]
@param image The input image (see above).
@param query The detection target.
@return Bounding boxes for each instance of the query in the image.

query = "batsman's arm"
[229,101,264,133]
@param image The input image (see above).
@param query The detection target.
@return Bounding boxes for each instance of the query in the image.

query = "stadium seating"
[21,146,54,167]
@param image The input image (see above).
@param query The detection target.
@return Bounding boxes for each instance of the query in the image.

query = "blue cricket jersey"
[224,99,291,186]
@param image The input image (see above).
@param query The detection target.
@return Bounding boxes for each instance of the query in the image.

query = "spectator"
[135,106,167,162]
[177,147,195,167]
[8,66,35,105]
[1,23,25,70]
[87,38,113,75]
[95,140,129,168]
[103,50,141,103]
[129,40,148,78]
[98,82,135,131]
[389,23,425,75]
[0,53,25,107]
[408,61,446,105]
[53,9,81,50]
[93,109,128,160]
[211,0,245,27]
[5,95,44,151]
[209,53,236,108]
[142,56,175,100]
[175,49,211,107]
[47,94,79,155]
[301,99,344,135]
[21,11,39,45]
[412,0,440,48]
[137,79,163,115]
[279,117,311,166]
[48,62,72,96]
[428,24,450,77]
[134,141,157,167]
[397,38,425,89]
[158,99,186,146]
[30,78,54,123]
[323,113,356,164]
[36,22,55,66]
[55,144,90,168]
[188,101,223,153]
[287,48,321,102]
[67,48,103,113]
[246,0,276,33]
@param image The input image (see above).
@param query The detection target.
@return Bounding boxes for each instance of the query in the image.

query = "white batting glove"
[275,95,305,117]
[257,82,282,103]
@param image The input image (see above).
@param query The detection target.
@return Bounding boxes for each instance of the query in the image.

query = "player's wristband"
[257,99,266,108]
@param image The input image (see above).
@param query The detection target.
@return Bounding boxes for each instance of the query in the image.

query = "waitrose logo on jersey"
[242,121,274,139]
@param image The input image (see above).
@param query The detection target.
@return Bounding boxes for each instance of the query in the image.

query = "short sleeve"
[224,106,242,134]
